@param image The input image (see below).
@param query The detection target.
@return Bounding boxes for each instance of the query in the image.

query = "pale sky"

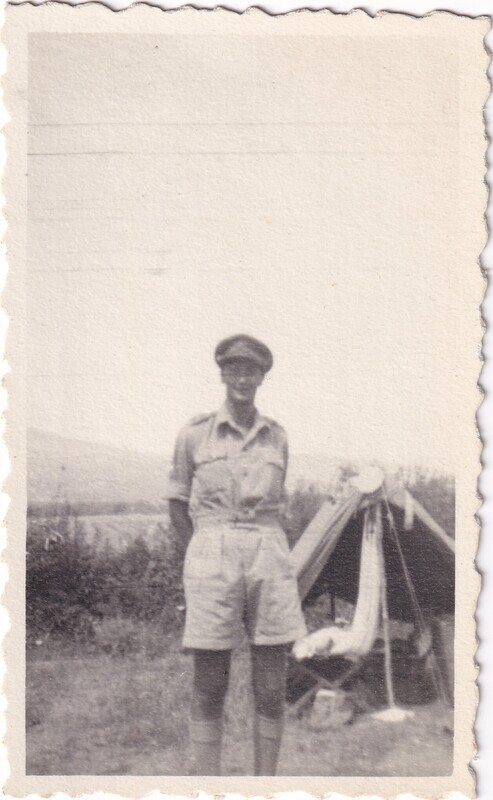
[26,30,483,472]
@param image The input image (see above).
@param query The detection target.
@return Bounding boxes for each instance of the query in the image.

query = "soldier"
[167,334,306,776]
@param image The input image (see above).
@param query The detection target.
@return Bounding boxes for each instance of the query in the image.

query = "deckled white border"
[476,12,493,800]
[2,2,10,799]
[1,2,491,799]
[3,0,493,15]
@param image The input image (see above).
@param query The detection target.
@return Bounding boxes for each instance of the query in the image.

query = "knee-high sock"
[189,717,222,776]
[253,713,285,776]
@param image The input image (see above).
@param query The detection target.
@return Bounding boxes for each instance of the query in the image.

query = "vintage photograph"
[3,6,487,796]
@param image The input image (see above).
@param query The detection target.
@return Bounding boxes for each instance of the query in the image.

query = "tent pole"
[381,583,395,708]
[370,504,415,723]
[380,533,396,709]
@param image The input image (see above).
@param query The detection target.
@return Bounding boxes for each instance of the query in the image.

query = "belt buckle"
[231,511,255,529]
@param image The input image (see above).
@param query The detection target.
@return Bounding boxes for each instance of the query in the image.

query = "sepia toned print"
[3,5,487,797]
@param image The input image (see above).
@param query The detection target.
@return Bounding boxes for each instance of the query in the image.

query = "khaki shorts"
[182,522,307,650]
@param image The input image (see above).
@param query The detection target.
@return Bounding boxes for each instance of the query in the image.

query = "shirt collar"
[214,404,271,439]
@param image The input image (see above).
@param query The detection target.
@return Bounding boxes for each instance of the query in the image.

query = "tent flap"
[292,490,362,599]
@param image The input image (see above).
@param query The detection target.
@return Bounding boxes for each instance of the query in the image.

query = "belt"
[194,510,280,530]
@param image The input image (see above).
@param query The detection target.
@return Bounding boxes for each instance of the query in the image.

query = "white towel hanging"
[293,505,384,662]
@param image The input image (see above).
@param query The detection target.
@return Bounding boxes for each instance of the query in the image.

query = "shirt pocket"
[239,448,286,507]
[192,452,231,505]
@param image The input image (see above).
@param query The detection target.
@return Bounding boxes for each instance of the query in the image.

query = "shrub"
[26,515,105,644]
[402,470,455,538]
[282,484,331,548]
[26,510,184,645]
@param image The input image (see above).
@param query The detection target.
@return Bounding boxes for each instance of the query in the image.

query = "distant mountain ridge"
[27,428,343,506]
[28,429,171,506]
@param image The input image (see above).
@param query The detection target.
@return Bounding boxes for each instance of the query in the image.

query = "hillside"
[27,429,171,506]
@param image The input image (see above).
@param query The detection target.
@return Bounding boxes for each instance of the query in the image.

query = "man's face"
[221,359,264,404]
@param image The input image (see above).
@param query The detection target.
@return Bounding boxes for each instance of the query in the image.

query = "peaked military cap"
[215,334,273,373]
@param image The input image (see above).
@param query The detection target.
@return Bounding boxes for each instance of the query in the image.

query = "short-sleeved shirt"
[167,405,288,526]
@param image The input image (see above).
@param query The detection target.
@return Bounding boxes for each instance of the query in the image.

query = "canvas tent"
[289,472,455,710]
[292,475,455,622]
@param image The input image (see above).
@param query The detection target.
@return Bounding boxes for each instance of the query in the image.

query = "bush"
[402,470,454,538]
[26,509,184,645]
[26,515,105,644]
[282,484,331,549]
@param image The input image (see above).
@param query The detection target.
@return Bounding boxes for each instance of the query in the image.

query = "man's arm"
[169,498,194,557]
[166,422,195,556]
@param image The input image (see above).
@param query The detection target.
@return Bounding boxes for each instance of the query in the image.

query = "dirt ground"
[26,635,453,777]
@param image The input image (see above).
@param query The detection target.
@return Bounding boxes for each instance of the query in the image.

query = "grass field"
[27,631,453,777]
